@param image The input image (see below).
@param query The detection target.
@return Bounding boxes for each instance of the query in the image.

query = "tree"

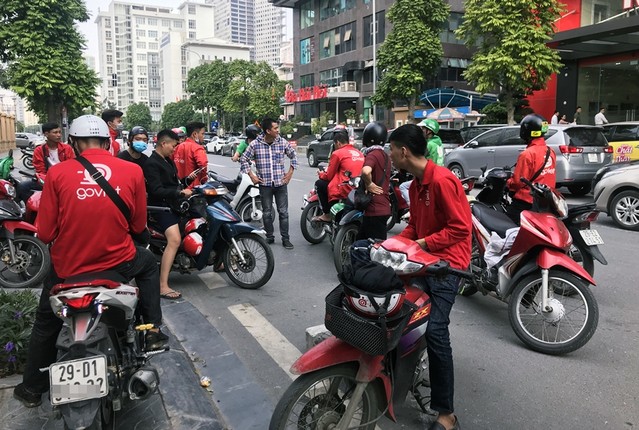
[15,120,24,132]
[248,62,286,120]
[187,60,231,130]
[371,0,449,122]
[124,102,153,130]
[160,100,198,129]
[223,60,255,130]
[456,0,564,124]
[0,0,100,124]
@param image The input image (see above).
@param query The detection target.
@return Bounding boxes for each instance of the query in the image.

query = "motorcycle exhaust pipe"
[127,367,159,401]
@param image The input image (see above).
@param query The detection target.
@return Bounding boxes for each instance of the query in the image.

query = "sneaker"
[266,237,275,244]
[145,329,169,351]
[13,383,42,408]
[282,239,294,250]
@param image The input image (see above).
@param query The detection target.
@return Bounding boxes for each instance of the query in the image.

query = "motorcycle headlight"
[370,246,423,274]
[4,182,16,198]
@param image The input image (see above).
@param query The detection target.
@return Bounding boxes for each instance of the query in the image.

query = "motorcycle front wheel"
[269,364,381,430]
[223,233,274,289]
[508,270,598,355]
[332,224,359,275]
[23,156,34,170]
[0,235,51,288]
[237,198,263,229]
[300,201,327,244]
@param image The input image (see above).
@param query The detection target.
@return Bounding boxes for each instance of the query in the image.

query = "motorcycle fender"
[291,336,397,421]
[569,228,608,265]
[219,222,260,241]
[3,220,38,235]
[537,248,596,286]
[586,245,608,265]
[247,186,260,198]
[338,209,363,226]
[58,398,102,429]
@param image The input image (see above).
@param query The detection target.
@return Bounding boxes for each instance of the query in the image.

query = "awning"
[419,88,498,111]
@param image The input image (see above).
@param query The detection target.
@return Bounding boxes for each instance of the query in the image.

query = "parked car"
[438,128,465,154]
[15,132,43,149]
[459,124,507,143]
[444,124,613,195]
[601,122,639,163]
[205,136,227,154]
[220,136,242,156]
[593,162,639,230]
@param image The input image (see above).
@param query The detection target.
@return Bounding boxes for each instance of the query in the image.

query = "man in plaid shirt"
[240,118,298,249]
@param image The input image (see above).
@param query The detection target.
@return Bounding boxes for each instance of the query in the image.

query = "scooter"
[269,235,472,429]
[208,170,263,228]
[48,273,167,429]
[460,177,599,355]
[20,146,34,170]
[386,170,410,231]
[147,178,274,289]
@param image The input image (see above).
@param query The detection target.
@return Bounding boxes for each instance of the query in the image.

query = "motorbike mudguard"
[537,248,596,285]
[59,398,102,429]
[338,209,363,226]
[2,220,38,235]
[219,222,264,240]
[291,336,397,421]
[569,227,608,265]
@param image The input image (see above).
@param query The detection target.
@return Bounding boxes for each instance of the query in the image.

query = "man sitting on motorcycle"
[232,124,261,162]
[173,121,208,189]
[14,115,168,408]
[312,130,365,223]
[388,124,471,430]
[505,113,557,224]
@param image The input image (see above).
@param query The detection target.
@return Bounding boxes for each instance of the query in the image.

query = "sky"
[77,0,293,69]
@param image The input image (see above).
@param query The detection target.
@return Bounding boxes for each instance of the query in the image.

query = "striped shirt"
[240,134,298,187]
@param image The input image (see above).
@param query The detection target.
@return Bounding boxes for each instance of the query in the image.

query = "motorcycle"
[474,166,606,276]
[48,273,167,429]
[269,235,472,430]
[147,178,274,290]
[208,169,263,228]
[300,173,362,274]
[20,146,34,170]
[386,170,410,232]
[460,177,599,355]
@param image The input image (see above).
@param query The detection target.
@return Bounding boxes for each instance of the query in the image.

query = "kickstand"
[412,379,436,416]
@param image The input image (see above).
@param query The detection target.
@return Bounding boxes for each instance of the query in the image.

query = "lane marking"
[291,178,304,182]
[207,162,226,167]
[228,303,301,380]
[197,271,227,290]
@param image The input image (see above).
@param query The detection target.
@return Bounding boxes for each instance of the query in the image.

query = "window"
[137,41,146,49]
[150,77,159,87]
[148,30,158,38]
[150,101,161,108]
[440,13,464,44]
[188,19,196,29]
[147,18,158,26]
[334,22,356,55]
[106,54,113,63]
[136,29,146,37]
[182,66,188,78]
[104,18,111,27]
[162,19,170,27]
[181,48,187,63]
[611,125,639,141]
[320,30,333,59]
[137,65,147,75]
[182,80,188,91]
[300,37,313,65]
[106,42,112,51]
[174,20,182,28]
[189,31,196,39]
[363,11,386,47]
[319,67,342,87]
[320,0,356,20]
[300,0,315,29]
[105,30,112,39]
[188,4,196,14]
[149,42,158,50]
[300,74,314,88]
[136,17,145,25]
[137,53,146,61]
[108,90,114,99]
[138,89,148,98]
[138,78,147,85]
[107,66,113,75]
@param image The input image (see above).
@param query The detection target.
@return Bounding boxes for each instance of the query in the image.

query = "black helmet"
[362,122,387,148]
[245,124,261,140]
[520,114,548,141]
[129,126,148,142]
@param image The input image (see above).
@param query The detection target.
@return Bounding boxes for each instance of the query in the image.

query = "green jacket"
[236,139,248,155]
[427,135,444,166]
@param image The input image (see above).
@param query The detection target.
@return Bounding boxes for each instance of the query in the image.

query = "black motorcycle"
[20,146,34,170]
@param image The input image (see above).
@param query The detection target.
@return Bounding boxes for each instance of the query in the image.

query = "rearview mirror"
[467,141,479,148]
[316,134,321,139]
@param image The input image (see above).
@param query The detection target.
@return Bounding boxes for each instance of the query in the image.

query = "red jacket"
[173,138,208,189]
[33,142,75,175]
[38,148,147,279]
[108,128,121,156]
[399,161,472,270]
[318,144,364,202]
[506,137,556,204]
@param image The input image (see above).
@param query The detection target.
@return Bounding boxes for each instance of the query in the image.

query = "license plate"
[579,229,604,246]
[587,153,598,163]
[50,356,108,405]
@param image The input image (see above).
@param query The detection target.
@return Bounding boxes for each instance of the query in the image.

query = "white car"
[206,136,227,154]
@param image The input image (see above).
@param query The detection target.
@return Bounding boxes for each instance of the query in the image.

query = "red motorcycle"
[460,178,598,355]
[269,235,471,430]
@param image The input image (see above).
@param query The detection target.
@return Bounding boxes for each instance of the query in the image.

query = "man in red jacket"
[173,121,208,188]
[101,109,123,156]
[16,122,75,203]
[13,115,167,408]
[389,124,471,430]
[506,113,557,224]
[312,130,365,222]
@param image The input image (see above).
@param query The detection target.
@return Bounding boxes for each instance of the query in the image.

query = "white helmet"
[69,115,110,139]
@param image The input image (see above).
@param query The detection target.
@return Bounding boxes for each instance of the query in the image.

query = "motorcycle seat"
[51,271,128,295]
[471,202,518,237]
[567,203,596,217]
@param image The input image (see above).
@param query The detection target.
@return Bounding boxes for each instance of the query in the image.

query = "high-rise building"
[254,0,287,66]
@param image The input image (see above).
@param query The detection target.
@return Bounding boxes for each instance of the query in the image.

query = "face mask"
[132,141,147,153]
[116,124,125,131]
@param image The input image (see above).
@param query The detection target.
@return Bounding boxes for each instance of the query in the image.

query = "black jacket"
[143,152,182,206]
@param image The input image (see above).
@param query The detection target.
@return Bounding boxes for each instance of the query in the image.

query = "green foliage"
[0,290,38,377]
[0,0,100,123]
[344,108,358,122]
[160,100,198,130]
[456,0,564,124]
[187,60,231,116]
[280,121,295,136]
[124,103,153,131]
[15,121,24,132]
[371,0,448,121]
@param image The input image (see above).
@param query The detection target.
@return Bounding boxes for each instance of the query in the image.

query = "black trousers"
[315,178,332,214]
[22,247,162,394]
[506,198,532,224]
[356,215,388,241]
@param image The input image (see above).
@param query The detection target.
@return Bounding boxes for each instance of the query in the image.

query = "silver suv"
[444,125,612,195]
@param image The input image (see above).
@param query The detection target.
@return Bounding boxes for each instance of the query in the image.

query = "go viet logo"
[76,164,121,200]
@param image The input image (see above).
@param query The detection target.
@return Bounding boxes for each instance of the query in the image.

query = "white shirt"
[47,148,60,166]
[551,114,559,125]
[594,112,608,125]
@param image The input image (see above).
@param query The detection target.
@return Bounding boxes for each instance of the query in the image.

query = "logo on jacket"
[76,164,121,200]
[78,164,113,185]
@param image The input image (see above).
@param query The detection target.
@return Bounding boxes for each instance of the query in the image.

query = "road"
[168,152,639,429]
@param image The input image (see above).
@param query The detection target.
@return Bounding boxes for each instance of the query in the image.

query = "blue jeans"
[423,274,460,414]
[260,185,289,241]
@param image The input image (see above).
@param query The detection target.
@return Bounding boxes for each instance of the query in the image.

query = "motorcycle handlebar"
[147,206,172,213]
[425,261,473,280]
[19,170,36,178]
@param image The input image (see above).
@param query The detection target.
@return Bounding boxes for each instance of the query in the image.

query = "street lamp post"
[372,0,377,122]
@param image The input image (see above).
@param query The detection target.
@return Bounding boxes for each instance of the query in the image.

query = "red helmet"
[184,217,206,235]
[183,232,203,256]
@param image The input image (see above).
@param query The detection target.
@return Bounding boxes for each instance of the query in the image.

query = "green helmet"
[179,126,187,135]
[418,119,440,135]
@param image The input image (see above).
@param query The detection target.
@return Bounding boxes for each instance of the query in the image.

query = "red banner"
[285,85,329,103]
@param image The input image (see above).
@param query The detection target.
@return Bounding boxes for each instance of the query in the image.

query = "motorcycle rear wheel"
[223,233,274,289]
[23,156,34,170]
[269,364,380,430]
[300,201,327,244]
[0,235,51,288]
[237,198,263,229]
[333,224,359,275]
[508,270,598,355]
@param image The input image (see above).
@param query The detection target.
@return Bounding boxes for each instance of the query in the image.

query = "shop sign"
[284,85,329,103]
[623,0,639,9]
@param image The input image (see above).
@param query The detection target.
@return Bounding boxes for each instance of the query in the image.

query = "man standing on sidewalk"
[240,118,298,249]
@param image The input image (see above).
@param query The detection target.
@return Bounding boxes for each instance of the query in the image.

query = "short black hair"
[157,129,179,144]
[389,124,426,157]
[260,117,277,132]
[333,130,349,144]
[186,121,206,137]
[42,123,60,133]
[576,106,582,109]
[101,109,123,123]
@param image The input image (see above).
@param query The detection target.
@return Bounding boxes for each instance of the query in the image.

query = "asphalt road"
[169,152,639,430]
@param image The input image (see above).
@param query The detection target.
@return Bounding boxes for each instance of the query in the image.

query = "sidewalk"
[0,299,272,429]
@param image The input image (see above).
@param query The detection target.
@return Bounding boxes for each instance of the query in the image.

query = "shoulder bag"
[353,151,390,211]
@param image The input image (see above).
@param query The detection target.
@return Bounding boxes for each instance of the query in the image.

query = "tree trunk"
[504,91,515,125]
[407,96,416,124]
[46,101,62,125]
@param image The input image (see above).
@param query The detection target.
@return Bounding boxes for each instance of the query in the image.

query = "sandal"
[213,261,225,272]
[311,215,331,223]
[160,290,182,300]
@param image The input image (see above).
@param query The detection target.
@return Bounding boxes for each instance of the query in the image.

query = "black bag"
[353,151,390,211]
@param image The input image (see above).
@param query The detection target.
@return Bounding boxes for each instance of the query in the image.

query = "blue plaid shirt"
[240,134,298,187]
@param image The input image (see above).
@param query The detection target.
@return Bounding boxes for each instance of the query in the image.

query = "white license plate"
[587,153,598,163]
[579,229,604,246]
[50,356,108,405]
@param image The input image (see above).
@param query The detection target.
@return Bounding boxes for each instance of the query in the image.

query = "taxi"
[602,122,639,163]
